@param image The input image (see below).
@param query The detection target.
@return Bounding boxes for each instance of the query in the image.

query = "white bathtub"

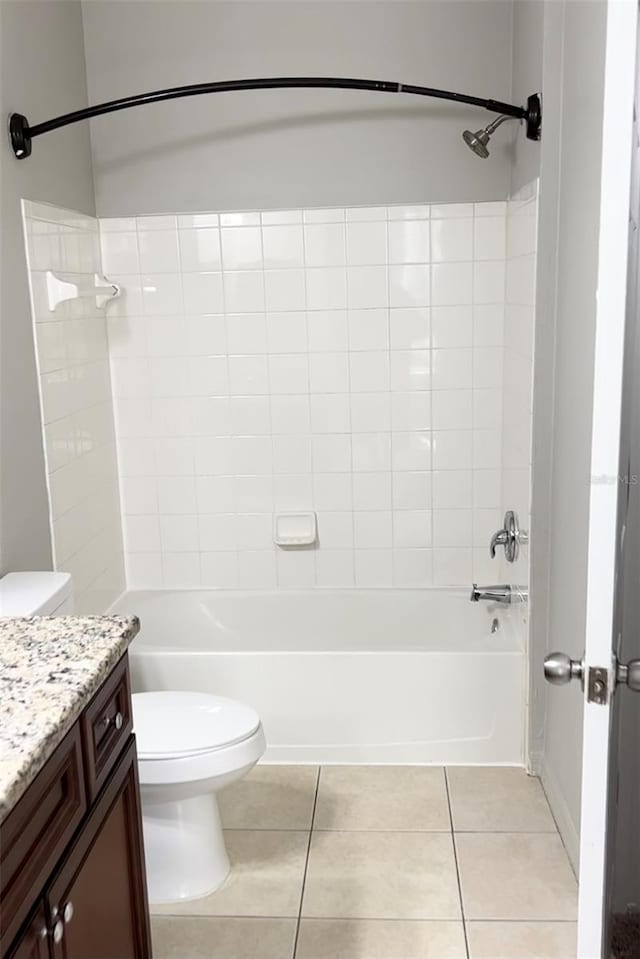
[112,588,526,765]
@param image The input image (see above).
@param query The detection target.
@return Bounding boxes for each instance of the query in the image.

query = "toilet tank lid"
[0,572,72,617]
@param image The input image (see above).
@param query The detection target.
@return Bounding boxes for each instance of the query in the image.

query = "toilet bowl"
[133,690,266,904]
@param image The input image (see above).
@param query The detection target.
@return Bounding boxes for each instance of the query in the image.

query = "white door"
[545,2,640,956]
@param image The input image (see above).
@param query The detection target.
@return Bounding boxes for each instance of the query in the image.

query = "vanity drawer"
[0,724,87,953]
[81,656,133,801]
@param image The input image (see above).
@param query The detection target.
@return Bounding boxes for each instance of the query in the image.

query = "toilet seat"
[133,691,261,760]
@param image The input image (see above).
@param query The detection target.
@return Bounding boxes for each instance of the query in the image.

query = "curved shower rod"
[9,77,542,159]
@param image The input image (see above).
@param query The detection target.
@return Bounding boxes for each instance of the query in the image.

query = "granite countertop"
[0,615,139,821]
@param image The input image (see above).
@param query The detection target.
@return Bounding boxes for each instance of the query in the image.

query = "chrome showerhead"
[462,114,512,158]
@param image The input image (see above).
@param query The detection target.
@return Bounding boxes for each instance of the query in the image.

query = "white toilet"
[132,690,266,903]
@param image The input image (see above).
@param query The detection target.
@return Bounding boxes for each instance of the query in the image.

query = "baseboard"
[540,757,580,876]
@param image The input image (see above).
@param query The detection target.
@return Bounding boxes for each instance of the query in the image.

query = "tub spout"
[470,584,514,604]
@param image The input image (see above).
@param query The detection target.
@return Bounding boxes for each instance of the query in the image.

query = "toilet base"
[141,793,230,903]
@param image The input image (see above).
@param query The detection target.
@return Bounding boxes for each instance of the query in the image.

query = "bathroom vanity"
[0,616,152,959]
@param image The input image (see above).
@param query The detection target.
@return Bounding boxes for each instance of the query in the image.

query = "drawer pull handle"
[103,710,124,731]
[52,919,64,944]
[63,901,74,924]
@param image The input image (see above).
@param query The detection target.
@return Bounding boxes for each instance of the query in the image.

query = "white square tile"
[228,355,269,395]
[310,394,350,434]
[387,204,429,221]
[309,353,349,393]
[126,553,163,588]
[431,306,473,348]
[124,515,161,552]
[473,430,502,469]
[177,213,219,228]
[303,208,345,224]
[431,349,473,389]
[121,476,158,514]
[349,352,390,393]
[431,390,473,430]
[431,263,473,306]
[392,471,431,510]
[432,471,472,509]
[273,435,313,474]
[271,395,311,433]
[393,510,432,548]
[473,390,502,430]
[277,548,316,587]
[389,308,430,349]
[352,433,391,472]
[475,201,507,217]
[226,313,267,355]
[238,550,277,588]
[101,232,139,274]
[473,305,504,346]
[348,309,389,351]
[198,514,237,551]
[313,474,353,511]
[391,432,431,471]
[261,210,303,226]
[194,436,233,474]
[473,470,501,508]
[430,203,474,219]
[137,215,177,231]
[221,226,262,269]
[354,549,392,586]
[118,436,155,476]
[307,310,348,352]
[388,220,430,264]
[201,551,239,587]
[196,476,235,513]
[312,434,351,473]
[354,511,392,548]
[431,218,473,262]
[192,396,230,435]
[186,315,226,356]
[266,311,308,353]
[234,476,273,513]
[273,474,314,510]
[473,348,503,389]
[350,393,391,433]
[179,228,222,271]
[268,354,309,394]
[220,212,261,227]
[154,436,195,475]
[182,272,224,314]
[346,222,387,266]
[138,230,180,273]
[353,473,392,510]
[389,265,430,307]
[432,548,472,585]
[224,272,265,313]
[316,512,353,548]
[157,475,197,514]
[433,509,473,548]
[262,225,305,268]
[474,261,506,304]
[265,270,306,312]
[189,356,229,397]
[390,392,431,431]
[142,274,183,315]
[474,217,506,261]
[163,551,201,587]
[306,268,347,310]
[432,430,473,470]
[304,223,346,267]
[159,514,199,552]
[347,267,388,309]
[390,351,431,391]
[316,550,354,587]
[100,217,137,232]
[231,436,272,475]
[393,549,432,587]
[346,206,387,222]
[235,513,273,550]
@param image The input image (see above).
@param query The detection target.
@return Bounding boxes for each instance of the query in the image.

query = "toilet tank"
[0,572,74,616]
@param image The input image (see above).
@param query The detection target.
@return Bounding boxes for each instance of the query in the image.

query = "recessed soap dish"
[273,512,317,547]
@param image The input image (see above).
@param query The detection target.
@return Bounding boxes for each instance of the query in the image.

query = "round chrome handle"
[544,651,584,685]
[38,926,48,940]
[52,919,64,944]
[62,901,74,924]
[114,711,124,731]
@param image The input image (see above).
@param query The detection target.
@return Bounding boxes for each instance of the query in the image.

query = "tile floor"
[151,766,578,959]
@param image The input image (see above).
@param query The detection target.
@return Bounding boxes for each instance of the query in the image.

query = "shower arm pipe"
[9,77,542,158]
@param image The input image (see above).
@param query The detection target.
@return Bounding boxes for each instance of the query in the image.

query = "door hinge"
[587,666,610,705]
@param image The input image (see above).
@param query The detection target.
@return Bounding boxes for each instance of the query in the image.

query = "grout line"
[444,768,470,959]
[291,765,321,959]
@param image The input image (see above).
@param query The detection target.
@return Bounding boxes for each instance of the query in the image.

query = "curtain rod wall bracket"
[8,80,542,160]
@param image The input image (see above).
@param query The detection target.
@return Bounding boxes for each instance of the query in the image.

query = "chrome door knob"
[616,658,640,692]
[544,652,584,685]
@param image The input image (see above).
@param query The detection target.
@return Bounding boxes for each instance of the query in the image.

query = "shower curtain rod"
[9,77,542,159]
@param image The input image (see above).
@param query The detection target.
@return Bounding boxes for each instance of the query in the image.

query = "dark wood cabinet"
[0,656,152,959]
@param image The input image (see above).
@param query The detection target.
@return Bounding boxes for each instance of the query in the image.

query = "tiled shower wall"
[102,202,511,590]
[23,202,125,612]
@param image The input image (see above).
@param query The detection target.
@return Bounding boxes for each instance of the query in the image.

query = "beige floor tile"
[467,921,577,958]
[151,916,296,959]
[302,830,462,920]
[296,919,467,958]
[447,767,557,832]
[218,764,319,830]
[456,834,578,921]
[152,830,309,918]
[314,766,450,832]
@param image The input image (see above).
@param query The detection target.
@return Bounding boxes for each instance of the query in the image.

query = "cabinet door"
[46,738,151,959]
[5,904,50,959]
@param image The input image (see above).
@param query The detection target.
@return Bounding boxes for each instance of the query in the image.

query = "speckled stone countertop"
[0,615,139,821]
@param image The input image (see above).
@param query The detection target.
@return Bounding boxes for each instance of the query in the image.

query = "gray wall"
[82,0,516,216]
[0,1,95,574]
[510,0,543,194]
